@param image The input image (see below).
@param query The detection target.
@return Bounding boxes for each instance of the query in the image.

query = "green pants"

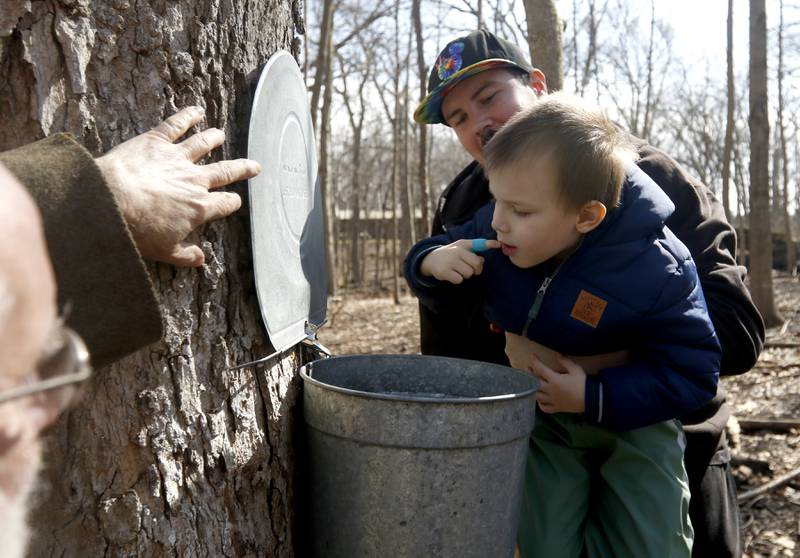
[517,411,693,558]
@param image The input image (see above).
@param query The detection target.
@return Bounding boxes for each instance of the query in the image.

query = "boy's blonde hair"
[484,92,638,210]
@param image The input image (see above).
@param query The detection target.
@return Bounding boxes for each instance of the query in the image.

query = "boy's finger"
[453,260,476,279]
[530,355,556,383]
[535,395,554,413]
[556,354,584,375]
[442,268,465,284]
[460,251,485,270]
[468,238,502,253]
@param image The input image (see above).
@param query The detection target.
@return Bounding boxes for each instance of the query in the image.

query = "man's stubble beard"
[479,128,497,149]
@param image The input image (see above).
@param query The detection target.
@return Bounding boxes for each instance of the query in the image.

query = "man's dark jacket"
[420,142,765,463]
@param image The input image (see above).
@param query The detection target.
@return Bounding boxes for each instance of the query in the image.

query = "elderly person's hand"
[95,106,261,267]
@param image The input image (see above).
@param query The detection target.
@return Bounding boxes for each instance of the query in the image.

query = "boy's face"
[489,156,582,269]
[441,69,539,166]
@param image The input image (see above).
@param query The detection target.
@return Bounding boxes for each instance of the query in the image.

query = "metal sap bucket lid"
[246,50,327,354]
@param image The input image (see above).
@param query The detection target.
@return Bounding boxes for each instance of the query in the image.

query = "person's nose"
[475,116,493,143]
[491,205,508,233]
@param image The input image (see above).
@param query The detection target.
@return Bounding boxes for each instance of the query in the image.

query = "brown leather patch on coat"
[570,290,607,328]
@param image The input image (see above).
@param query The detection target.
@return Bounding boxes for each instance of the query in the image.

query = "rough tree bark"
[523,0,563,91]
[748,0,782,326]
[0,1,306,556]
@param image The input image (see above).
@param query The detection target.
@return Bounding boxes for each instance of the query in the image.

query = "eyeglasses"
[0,324,92,407]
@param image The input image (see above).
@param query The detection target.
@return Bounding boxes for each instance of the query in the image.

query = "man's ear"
[529,69,548,96]
[575,201,606,233]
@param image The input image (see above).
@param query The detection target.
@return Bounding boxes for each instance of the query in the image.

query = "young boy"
[404,93,721,557]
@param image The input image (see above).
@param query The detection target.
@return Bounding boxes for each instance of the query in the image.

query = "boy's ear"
[529,69,548,96]
[575,201,607,233]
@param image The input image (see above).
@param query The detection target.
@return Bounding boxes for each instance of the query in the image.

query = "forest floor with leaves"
[319,272,800,557]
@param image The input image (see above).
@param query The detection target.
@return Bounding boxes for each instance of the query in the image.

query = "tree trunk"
[0,1,305,555]
[412,0,430,238]
[734,130,749,267]
[339,54,369,288]
[579,0,600,96]
[318,2,337,295]
[641,0,655,140]
[399,27,415,254]
[777,0,795,275]
[391,0,401,304]
[722,0,735,222]
[310,0,334,130]
[523,0,563,91]
[748,0,782,326]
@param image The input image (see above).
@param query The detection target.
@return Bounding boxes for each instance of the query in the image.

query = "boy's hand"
[530,354,586,414]
[419,238,500,284]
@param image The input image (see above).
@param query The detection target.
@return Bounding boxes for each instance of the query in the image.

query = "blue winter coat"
[405,165,721,431]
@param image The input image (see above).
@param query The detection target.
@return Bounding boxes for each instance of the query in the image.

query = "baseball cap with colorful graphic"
[414,29,533,125]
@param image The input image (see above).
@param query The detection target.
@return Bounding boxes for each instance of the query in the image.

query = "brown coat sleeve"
[0,133,163,368]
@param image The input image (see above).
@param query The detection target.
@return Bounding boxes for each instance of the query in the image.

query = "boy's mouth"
[500,242,516,256]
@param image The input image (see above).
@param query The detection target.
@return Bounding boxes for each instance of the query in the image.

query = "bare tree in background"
[777,0,796,274]
[338,51,372,287]
[445,0,486,29]
[413,0,431,236]
[310,0,334,129]
[734,125,751,266]
[722,0,735,222]
[566,0,605,96]
[400,23,417,255]
[392,0,402,303]
[523,0,563,91]
[0,1,304,555]
[316,0,338,295]
[666,78,727,191]
[601,2,672,141]
[748,0,783,326]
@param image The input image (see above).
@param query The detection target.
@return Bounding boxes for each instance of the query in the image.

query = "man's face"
[441,68,539,165]
[488,156,582,269]
[0,164,58,558]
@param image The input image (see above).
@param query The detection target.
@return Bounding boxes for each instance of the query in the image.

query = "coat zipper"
[521,238,584,337]
[522,272,558,338]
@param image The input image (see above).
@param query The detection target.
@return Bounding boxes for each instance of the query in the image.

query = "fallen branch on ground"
[764,341,800,348]
[737,418,800,433]
[738,466,800,502]
[731,456,772,475]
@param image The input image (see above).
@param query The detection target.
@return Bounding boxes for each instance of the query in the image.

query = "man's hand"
[95,106,262,267]
[419,238,500,284]
[531,354,587,414]
[505,332,629,375]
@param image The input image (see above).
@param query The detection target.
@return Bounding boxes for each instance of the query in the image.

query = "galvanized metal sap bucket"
[300,354,538,558]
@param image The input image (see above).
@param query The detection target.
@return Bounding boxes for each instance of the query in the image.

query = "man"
[415,29,764,557]
[0,107,260,556]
